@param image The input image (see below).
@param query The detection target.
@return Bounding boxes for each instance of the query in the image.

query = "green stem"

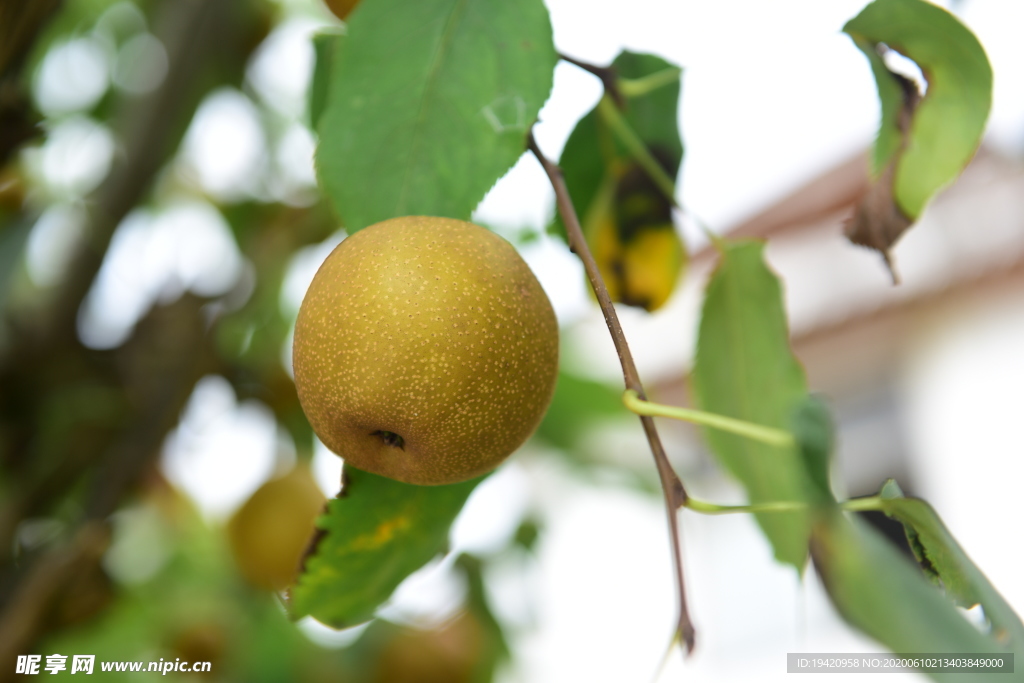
[842,496,884,512]
[623,389,796,449]
[618,67,682,98]
[684,496,885,516]
[596,95,679,205]
[685,498,807,515]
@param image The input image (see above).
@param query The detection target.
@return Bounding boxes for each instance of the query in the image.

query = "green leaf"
[215,203,334,454]
[791,395,836,505]
[290,466,483,628]
[556,51,685,311]
[812,512,1014,681]
[691,241,811,568]
[876,480,1024,649]
[844,0,992,219]
[316,0,557,232]
[457,553,510,680]
[0,216,31,328]
[308,31,343,132]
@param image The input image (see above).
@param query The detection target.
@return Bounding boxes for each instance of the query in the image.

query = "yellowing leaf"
[559,51,686,312]
[290,466,483,628]
[585,156,685,312]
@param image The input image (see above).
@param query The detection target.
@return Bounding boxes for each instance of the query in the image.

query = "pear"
[228,464,325,591]
[292,216,558,485]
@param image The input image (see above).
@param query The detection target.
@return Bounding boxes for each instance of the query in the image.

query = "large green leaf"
[691,241,812,568]
[844,0,991,237]
[316,0,556,232]
[290,466,483,628]
[812,512,1017,682]
[876,480,1024,649]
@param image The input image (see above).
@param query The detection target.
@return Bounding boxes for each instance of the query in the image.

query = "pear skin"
[293,216,558,485]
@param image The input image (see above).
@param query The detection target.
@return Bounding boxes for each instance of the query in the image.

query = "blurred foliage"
[875,479,1024,648]
[38,481,510,682]
[810,510,1009,674]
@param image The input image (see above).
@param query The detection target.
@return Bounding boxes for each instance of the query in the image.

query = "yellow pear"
[228,464,325,591]
[292,216,558,485]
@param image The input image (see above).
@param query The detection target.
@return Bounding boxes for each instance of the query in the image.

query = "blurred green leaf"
[845,0,992,219]
[556,51,685,311]
[457,553,509,682]
[291,466,484,628]
[876,480,1024,648]
[0,217,30,343]
[316,0,557,232]
[791,395,836,505]
[216,203,335,455]
[811,512,1013,680]
[535,371,626,451]
[308,31,343,132]
[691,241,811,568]
[512,517,540,552]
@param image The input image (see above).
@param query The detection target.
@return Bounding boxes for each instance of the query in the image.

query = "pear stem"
[528,131,696,655]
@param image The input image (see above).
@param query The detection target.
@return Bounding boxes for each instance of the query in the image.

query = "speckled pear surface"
[292,216,559,485]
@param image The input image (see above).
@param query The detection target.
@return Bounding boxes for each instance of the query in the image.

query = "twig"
[558,52,625,108]
[527,132,695,653]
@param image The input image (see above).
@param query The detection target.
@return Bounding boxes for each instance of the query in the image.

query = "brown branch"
[527,132,695,653]
[558,53,625,108]
[0,522,110,682]
[0,0,63,166]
